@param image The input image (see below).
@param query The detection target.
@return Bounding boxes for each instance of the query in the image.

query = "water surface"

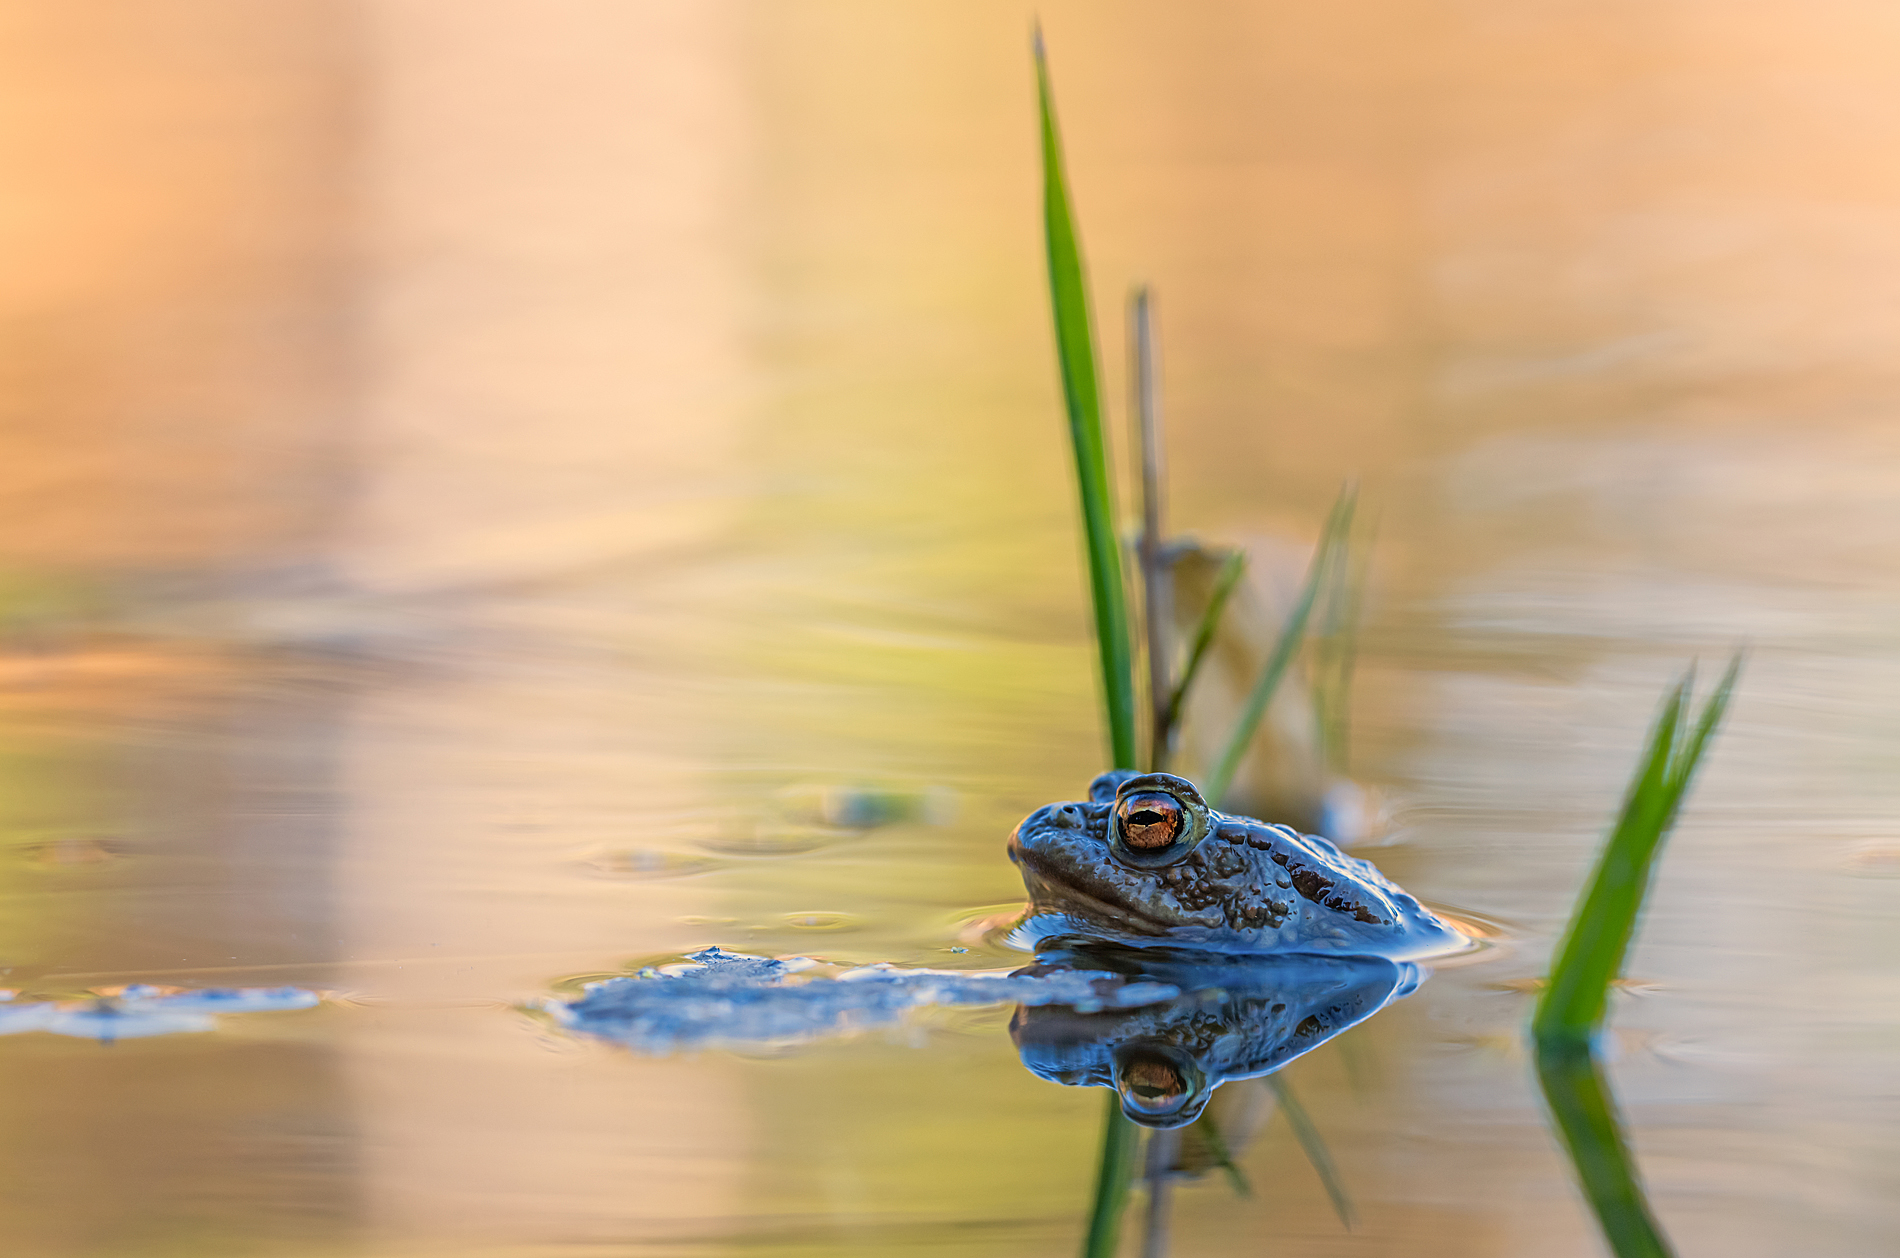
[0,3,1895,1255]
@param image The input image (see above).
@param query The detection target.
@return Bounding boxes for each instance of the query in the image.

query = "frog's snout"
[1007,803,1087,867]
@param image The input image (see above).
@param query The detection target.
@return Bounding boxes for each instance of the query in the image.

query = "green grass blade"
[1082,1092,1140,1258]
[1203,486,1356,804]
[1268,1075,1356,1230]
[1311,514,1370,774]
[1161,548,1246,746]
[1037,33,1140,1258]
[1530,657,1740,1258]
[1531,676,1688,1043]
[1532,656,1738,1048]
[1535,1043,1675,1258]
[1536,658,1743,1045]
[1667,653,1741,801]
[1035,31,1136,773]
[1536,658,1738,1043]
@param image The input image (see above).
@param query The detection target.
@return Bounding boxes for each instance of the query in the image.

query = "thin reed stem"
[1268,1076,1355,1229]
[1131,288,1171,771]
[1139,1126,1179,1258]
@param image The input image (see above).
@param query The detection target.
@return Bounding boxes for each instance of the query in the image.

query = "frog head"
[1009,771,1234,937]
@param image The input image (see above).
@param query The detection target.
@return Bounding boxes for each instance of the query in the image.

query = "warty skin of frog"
[1009,770,1465,962]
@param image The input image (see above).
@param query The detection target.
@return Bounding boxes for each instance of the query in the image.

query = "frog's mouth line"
[1014,849,1175,936]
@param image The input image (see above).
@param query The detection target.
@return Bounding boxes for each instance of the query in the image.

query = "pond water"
[0,3,1896,1255]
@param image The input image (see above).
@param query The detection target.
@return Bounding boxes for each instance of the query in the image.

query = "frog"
[1009,770,1465,962]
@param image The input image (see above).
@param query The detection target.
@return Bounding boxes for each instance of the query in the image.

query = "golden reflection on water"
[0,1,1896,1255]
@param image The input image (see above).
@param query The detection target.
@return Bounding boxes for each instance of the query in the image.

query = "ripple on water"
[780,910,861,932]
[1418,904,1516,967]
[947,902,1033,956]
[950,900,1511,965]
[575,847,724,880]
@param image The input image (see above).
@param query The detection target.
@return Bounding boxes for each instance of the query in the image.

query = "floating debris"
[549,946,1176,1052]
[0,984,320,1042]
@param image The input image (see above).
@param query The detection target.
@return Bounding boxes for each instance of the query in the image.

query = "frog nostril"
[1053,804,1084,829]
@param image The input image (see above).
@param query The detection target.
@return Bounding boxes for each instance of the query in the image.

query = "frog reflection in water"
[1010,770,1464,962]
[1011,945,1418,1128]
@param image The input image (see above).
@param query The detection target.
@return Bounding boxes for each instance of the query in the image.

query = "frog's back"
[1202,812,1463,958]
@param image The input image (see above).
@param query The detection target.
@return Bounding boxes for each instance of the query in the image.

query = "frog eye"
[1112,1046,1206,1126]
[1116,792,1185,851]
[1108,773,1210,866]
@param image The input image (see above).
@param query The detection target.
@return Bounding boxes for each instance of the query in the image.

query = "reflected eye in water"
[1113,1046,1205,1126]
[1121,1057,1185,1109]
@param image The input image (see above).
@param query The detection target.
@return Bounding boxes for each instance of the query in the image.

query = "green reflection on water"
[1535,1042,1672,1258]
